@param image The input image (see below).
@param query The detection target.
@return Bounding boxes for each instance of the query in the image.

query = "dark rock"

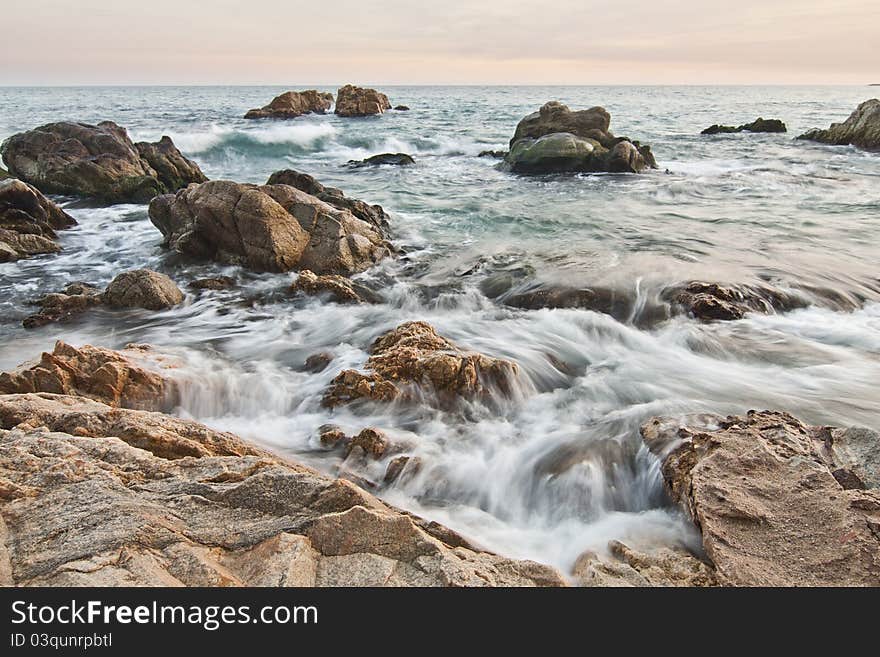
[666,281,806,321]
[478,150,507,159]
[103,269,184,310]
[304,353,333,373]
[335,85,392,117]
[244,90,333,119]
[701,117,787,135]
[798,99,880,151]
[0,178,76,261]
[348,153,415,167]
[384,455,423,485]
[189,276,236,291]
[134,136,208,191]
[394,105,410,111]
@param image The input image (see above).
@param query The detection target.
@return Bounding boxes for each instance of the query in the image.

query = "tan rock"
[104,269,184,310]
[0,178,76,261]
[245,90,333,119]
[291,269,379,304]
[574,541,717,587]
[335,85,392,117]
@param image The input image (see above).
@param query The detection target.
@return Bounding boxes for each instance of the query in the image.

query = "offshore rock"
[348,153,415,167]
[798,99,880,151]
[335,85,392,117]
[701,118,787,134]
[0,178,76,261]
[244,90,334,119]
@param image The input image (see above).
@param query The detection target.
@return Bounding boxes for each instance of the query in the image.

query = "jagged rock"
[798,99,880,151]
[244,90,334,119]
[641,410,880,586]
[104,269,184,310]
[505,102,656,174]
[0,342,176,411]
[335,85,392,117]
[318,424,349,449]
[291,270,380,304]
[323,321,519,408]
[574,541,717,587]
[0,178,76,261]
[666,281,806,321]
[478,150,507,159]
[346,428,391,459]
[22,282,103,328]
[348,153,415,167]
[189,276,236,291]
[701,118,787,135]
[266,169,390,236]
[0,391,565,586]
[149,180,390,274]
[0,121,205,202]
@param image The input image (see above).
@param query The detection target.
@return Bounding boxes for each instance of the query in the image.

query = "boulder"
[103,269,185,310]
[244,90,334,119]
[266,169,390,235]
[0,121,206,203]
[335,85,392,117]
[0,342,176,411]
[0,178,76,261]
[291,269,380,304]
[505,102,656,174]
[323,321,519,408]
[798,99,880,151]
[665,281,806,321]
[348,153,415,167]
[150,179,390,274]
[701,118,787,135]
[22,282,103,328]
[641,410,880,586]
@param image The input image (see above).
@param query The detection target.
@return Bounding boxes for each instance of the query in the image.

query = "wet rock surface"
[291,270,381,304]
[798,99,880,151]
[22,282,104,328]
[0,178,76,261]
[244,90,334,119]
[348,153,415,167]
[665,281,807,321]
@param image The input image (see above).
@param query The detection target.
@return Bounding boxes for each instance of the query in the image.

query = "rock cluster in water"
[799,98,880,151]
[244,90,334,119]
[0,121,206,203]
[348,153,415,167]
[504,101,657,174]
[701,117,787,134]
[0,178,76,261]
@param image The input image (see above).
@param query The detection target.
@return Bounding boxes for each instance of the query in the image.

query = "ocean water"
[1,86,879,574]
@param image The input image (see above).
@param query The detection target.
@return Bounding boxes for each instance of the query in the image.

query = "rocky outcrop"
[244,90,334,119]
[798,99,880,151]
[104,269,185,310]
[504,102,656,174]
[665,281,806,321]
[0,342,176,411]
[291,270,380,304]
[701,118,787,135]
[0,121,206,203]
[266,169,390,235]
[149,180,390,275]
[335,85,392,117]
[574,540,717,587]
[0,178,76,261]
[323,321,519,408]
[348,153,415,167]
[22,282,103,328]
[641,410,880,586]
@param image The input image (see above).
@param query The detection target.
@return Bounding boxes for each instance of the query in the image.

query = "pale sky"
[2,0,877,85]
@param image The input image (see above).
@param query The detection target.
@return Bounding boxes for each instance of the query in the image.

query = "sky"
[2,0,877,85]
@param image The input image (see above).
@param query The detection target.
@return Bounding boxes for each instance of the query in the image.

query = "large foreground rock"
[323,321,519,408]
[0,390,564,586]
[335,85,392,117]
[244,90,334,119]
[505,102,656,174]
[0,178,76,261]
[798,99,880,151]
[0,121,206,202]
[149,180,390,274]
[641,410,880,586]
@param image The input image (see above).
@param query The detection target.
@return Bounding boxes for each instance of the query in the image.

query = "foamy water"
[1,85,878,574]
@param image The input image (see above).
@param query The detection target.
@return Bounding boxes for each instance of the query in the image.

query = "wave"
[138,122,340,157]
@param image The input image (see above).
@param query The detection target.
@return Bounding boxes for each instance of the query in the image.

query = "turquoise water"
[1,86,878,572]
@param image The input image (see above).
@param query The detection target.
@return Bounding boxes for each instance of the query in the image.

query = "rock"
[0,121,205,202]
[189,276,236,291]
[666,281,806,321]
[335,85,392,117]
[478,150,507,159]
[0,390,565,586]
[244,90,334,119]
[318,424,349,449]
[22,282,103,328]
[291,269,380,304]
[641,410,880,586]
[104,269,184,310]
[304,353,333,373]
[348,153,415,167]
[798,99,880,151]
[574,541,717,587]
[266,169,390,236]
[384,455,422,485]
[505,102,656,174]
[149,180,390,274]
[394,105,410,111]
[0,178,76,261]
[323,321,519,408]
[701,118,787,135]
[346,428,390,460]
[0,342,176,411]
[0,166,11,180]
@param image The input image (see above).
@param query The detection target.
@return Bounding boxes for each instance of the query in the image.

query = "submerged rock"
[0,178,76,261]
[641,410,880,586]
[103,269,184,310]
[505,102,656,174]
[701,118,787,135]
[189,276,236,291]
[290,269,380,304]
[244,90,334,119]
[0,121,206,202]
[323,321,519,408]
[665,281,806,321]
[149,179,391,274]
[348,153,415,167]
[335,85,392,117]
[22,282,103,328]
[798,99,880,151]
